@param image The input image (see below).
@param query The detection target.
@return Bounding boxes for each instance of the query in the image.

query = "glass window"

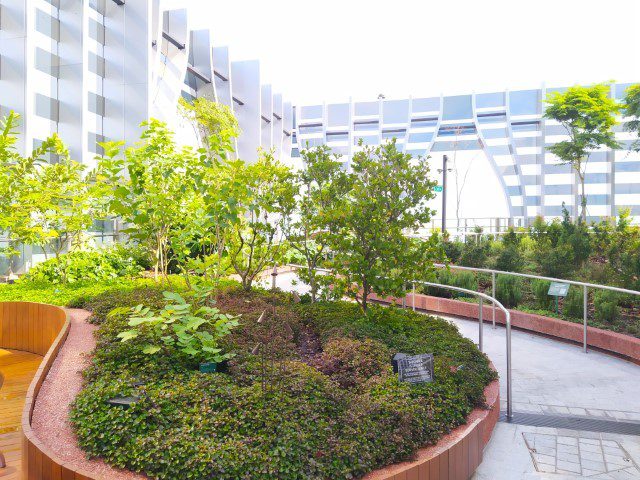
[326,132,348,142]
[407,132,433,143]
[438,124,476,136]
[89,18,105,44]
[442,95,472,120]
[382,100,409,124]
[354,121,378,131]
[476,92,505,108]
[354,101,378,116]
[382,129,405,139]
[33,138,59,163]
[35,93,59,121]
[291,148,300,158]
[406,148,427,157]
[35,47,59,77]
[410,117,438,128]
[89,0,106,15]
[477,113,506,124]
[509,89,540,115]
[298,123,323,134]
[88,92,105,116]
[88,132,107,155]
[481,128,507,139]
[181,90,195,102]
[300,105,322,119]
[615,83,633,100]
[354,135,378,146]
[327,103,349,127]
[411,97,439,113]
[88,52,105,77]
[36,9,59,41]
[511,121,540,132]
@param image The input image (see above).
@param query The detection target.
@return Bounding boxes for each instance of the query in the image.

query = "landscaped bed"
[59,284,495,480]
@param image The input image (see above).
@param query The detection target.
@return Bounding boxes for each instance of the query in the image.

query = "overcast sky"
[177,0,640,105]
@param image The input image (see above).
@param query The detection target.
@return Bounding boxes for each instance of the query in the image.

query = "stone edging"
[371,292,640,364]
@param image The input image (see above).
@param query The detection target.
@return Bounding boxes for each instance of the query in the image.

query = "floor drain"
[501,411,640,436]
[522,433,640,477]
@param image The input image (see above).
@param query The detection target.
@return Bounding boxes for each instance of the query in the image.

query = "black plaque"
[397,353,434,384]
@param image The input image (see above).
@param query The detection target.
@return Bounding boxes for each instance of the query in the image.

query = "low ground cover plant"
[69,286,495,480]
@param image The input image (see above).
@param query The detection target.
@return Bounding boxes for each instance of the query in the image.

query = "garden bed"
[62,285,495,479]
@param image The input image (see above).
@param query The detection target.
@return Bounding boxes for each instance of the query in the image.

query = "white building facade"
[292,85,640,225]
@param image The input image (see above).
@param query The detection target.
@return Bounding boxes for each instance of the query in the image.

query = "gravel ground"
[31,308,147,480]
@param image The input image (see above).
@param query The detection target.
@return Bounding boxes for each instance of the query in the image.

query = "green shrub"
[562,287,584,318]
[531,279,553,310]
[70,291,495,480]
[313,338,391,388]
[459,242,488,268]
[443,241,463,264]
[495,275,522,308]
[594,290,620,323]
[23,248,144,284]
[495,245,525,272]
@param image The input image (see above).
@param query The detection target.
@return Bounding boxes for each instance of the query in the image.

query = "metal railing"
[434,263,640,354]
[282,263,514,419]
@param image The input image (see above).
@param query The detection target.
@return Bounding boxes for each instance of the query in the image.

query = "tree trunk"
[361,279,369,313]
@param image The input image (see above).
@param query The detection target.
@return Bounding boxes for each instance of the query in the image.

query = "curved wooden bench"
[0,302,69,480]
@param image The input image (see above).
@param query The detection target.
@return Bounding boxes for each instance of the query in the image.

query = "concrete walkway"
[268,271,640,480]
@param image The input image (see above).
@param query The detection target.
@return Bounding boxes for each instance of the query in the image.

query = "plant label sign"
[548,282,569,297]
[397,353,434,384]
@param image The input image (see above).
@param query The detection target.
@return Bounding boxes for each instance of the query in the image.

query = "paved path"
[269,271,640,479]
[0,348,42,480]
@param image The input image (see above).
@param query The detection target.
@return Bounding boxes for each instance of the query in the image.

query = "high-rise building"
[0,0,293,167]
[292,85,639,224]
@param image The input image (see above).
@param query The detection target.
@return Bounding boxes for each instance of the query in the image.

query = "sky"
[178,0,640,105]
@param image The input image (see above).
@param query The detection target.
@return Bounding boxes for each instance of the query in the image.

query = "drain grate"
[500,411,640,436]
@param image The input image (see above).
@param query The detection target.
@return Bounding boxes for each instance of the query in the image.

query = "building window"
[88,132,107,155]
[382,129,405,139]
[477,112,506,124]
[89,0,106,15]
[511,121,540,132]
[354,101,378,116]
[326,132,349,142]
[327,103,349,127]
[410,117,438,128]
[476,92,505,108]
[298,123,323,134]
[89,18,105,45]
[354,120,378,131]
[35,47,60,78]
[407,132,433,143]
[300,105,322,119]
[412,97,440,113]
[382,100,409,124]
[442,95,473,120]
[438,124,476,136]
[35,93,59,121]
[509,89,540,116]
[89,52,106,77]
[181,90,195,102]
[88,92,105,116]
[36,9,60,41]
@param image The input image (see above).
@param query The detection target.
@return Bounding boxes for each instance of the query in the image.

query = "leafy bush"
[459,241,488,268]
[313,338,391,388]
[594,290,619,323]
[563,287,584,318]
[495,275,522,308]
[531,279,553,310]
[443,241,462,263]
[495,245,525,272]
[23,248,144,284]
[70,289,495,480]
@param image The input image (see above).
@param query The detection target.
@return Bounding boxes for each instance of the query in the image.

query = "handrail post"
[583,285,588,353]
[401,283,406,309]
[506,311,513,419]
[492,271,496,329]
[478,298,483,352]
[412,282,416,311]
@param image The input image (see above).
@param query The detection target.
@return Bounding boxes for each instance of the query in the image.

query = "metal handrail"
[283,263,514,419]
[434,263,640,354]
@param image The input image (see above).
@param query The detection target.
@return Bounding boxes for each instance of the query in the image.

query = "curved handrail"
[283,263,514,419]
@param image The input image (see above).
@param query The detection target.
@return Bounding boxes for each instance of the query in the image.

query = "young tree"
[285,145,349,301]
[98,120,201,282]
[227,151,296,291]
[328,140,441,312]
[544,84,621,223]
[623,84,640,152]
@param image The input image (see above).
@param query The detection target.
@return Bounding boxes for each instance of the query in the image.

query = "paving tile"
[557,436,579,446]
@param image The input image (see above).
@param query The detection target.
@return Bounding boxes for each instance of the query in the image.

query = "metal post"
[442,155,448,233]
[492,271,496,329]
[506,311,513,419]
[478,299,483,352]
[412,282,416,311]
[583,285,588,353]
[401,283,406,309]
[271,264,278,290]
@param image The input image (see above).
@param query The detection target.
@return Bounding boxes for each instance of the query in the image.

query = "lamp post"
[437,155,452,234]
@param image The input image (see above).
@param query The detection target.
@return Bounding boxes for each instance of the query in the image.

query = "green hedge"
[69,288,495,480]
